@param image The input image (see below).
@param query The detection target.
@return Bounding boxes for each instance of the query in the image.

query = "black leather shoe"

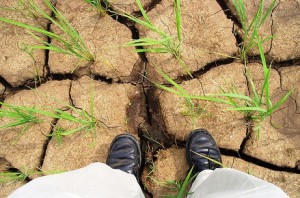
[106,133,142,180]
[186,129,222,173]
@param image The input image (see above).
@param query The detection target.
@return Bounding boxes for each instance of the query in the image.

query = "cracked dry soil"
[0,0,299,197]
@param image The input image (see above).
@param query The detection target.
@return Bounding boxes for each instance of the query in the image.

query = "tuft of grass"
[0,102,97,143]
[0,102,42,144]
[26,106,96,144]
[0,0,94,62]
[152,0,291,138]
[154,34,292,137]
[0,169,64,184]
[121,0,191,76]
[84,0,109,16]
[3,0,40,19]
[0,171,27,184]
[233,0,276,62]
[148,167,197,198]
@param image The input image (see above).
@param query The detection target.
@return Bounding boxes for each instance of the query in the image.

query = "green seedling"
[2,0,39,19]
[0,102,97,143]
[31,107,97,143]
[204,30,292,138]
[122,0,191,76]
[84,0,109,16]
[233,0,276,62]
[148,167,197,198]
[0,169,64,184]
[154,34,291,138]
[0,171,27,184]
[0,102,42,144]
[0,0,94,62]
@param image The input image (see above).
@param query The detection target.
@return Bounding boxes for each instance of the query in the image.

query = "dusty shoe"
[186,129,222,173]
[106,133,142,180]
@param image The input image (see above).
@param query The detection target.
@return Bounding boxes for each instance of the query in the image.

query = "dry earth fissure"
[0,0,299,197]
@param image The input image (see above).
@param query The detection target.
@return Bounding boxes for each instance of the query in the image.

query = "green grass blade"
[245,68,260,106]
[228,106,267,113]
[268,90,292,114]
[191,151,227,168]
[0,17,59,39]
[155,67,190,97]
[259,0,276,27]
[209,93,253,102]
[135,0,151,24]
[174,0,182,42]
[176,166,193,198]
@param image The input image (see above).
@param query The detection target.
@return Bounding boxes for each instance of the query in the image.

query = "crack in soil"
[220,148,300,174]
[266,0,280,55]
[2,2,300,192]
[38,117,59,169]
[216,0,242,27]
[175,58,235,83]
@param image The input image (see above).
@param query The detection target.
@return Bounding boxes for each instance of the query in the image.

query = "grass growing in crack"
[151,0,291,138]
[47,108,97,144]
[150,167,198,198]
[0,0,94,62]
[233,0,276,62]
[0,102,42,144]
[121,0,191,76]
[84,0,109,16]
[0,171,27,184]
[0,169,64,184]
[155,33,291,137]
[0,102,97,144]
[3,0,39,19]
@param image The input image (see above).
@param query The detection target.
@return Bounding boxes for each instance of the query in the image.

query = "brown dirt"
[110,0,153,14]
[157,63,247,150]
[142,147,189,197]
[141,0,238,82]
[0,158,26,197]
[269,0,300,61]
[226,0,300,60]
[225,0,274,54]
[244,65,300,168]
[0,80,70,173]
[42,76,145,171]
[0,0,299,197]
[49,0,140,82]
[0,0,48,87]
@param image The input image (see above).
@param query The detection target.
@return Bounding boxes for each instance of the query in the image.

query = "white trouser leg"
[9,163,145,198]
[188,168,288,198]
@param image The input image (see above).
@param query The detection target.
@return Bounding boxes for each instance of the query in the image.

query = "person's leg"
[186,129,288,198]
[9,133,144,198]
[189,168,288,198]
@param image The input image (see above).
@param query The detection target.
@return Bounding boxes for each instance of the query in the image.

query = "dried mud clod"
[142,147,189,197]
[0,80,71,173]
[48,0,140,82]
[41,76,146,172]
[156,63,248,151]
[0,0,49,87]
[0,0,299,197]
[244,65,300,169]
[142,0,238,82]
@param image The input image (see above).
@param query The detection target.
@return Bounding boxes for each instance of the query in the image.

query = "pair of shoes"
[106,129,222,180]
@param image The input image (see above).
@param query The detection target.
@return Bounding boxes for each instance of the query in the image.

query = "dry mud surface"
[0,0,300,197]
